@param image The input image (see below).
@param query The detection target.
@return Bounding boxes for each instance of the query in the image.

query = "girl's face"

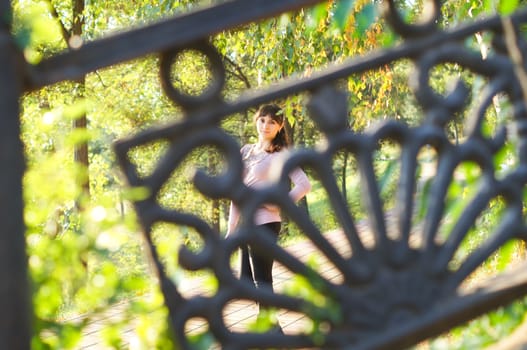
[256,114,282,142]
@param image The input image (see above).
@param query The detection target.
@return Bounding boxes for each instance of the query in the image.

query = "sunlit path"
[76,212,413,349]
[76,209,526,349]
[76,227,362,349]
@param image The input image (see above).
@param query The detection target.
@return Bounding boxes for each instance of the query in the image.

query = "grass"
[415,296,527,349]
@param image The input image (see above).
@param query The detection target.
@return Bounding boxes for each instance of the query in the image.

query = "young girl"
[227,104,311,292]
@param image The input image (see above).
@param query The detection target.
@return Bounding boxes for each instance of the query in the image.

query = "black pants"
[240,222,281,291]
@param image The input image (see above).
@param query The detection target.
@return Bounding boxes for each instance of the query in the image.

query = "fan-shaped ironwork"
[3,0,527,348]
[112,1,527,349]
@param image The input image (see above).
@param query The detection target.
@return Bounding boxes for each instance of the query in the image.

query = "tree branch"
[223,54,251,89]
[44,0,71,44]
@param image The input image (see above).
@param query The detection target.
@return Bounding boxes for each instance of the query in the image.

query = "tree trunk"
[0,13,31,349]
[341,151,348,201]
[73,86,89,196]
[211,199,220,232]
[72,0,90,203]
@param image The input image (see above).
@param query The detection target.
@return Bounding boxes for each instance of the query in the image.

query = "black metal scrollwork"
[160,40,226,111]
[115,1,527,349]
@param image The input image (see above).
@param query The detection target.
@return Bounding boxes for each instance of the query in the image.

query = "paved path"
[76,217,527,349]
[76,225,367,349]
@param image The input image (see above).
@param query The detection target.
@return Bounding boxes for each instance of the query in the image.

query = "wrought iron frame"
[2,0,527,348]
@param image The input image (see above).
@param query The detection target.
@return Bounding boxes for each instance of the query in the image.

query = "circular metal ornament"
[382,0,441,38]
[160,40,225,110]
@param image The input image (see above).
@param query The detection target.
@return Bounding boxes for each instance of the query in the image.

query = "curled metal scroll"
[160,40,226,111]
[381,0,441,38]
[115,2,527,349]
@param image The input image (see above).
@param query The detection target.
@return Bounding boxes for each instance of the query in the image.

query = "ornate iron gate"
[2,0,527,349]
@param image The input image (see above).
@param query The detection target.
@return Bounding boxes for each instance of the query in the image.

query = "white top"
[227,144,311,234]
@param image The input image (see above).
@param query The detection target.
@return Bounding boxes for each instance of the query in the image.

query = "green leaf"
[188,331,215,350]
[380,31,397,47]
[60,325,82,349]
[356,3,377,34]
[495,240,517,272]
[66,128,93,147]
[483,0,496,13]
[121,186,151,201]
[499,0,519,14]
[333,0,355,31]
[63,99,90,121]
[307,3,328,30]
[101,323,124,348]
[378,158,398,196]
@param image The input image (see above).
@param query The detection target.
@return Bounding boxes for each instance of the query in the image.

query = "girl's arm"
[226,144,248,236]
[288,167,311,203]
[226,201,240,237]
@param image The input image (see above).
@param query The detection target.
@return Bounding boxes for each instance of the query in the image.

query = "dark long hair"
[254,104,290,153]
